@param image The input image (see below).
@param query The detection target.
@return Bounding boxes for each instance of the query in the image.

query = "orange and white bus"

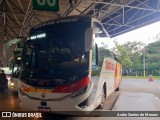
[18,16,122,112]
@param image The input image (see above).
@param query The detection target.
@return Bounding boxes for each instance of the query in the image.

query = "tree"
[146,40,160,68]
[114,33,160,76]
[124,41,145,53]
[123,41,146,68]
[98,47,110,66]
[116,45,132,68]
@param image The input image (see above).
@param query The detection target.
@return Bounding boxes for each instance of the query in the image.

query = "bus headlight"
[11,83,15,86]
[70,83,91,98]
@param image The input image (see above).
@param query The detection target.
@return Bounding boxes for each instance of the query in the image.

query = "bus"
[3,38,24,92]
[18,16,122,112]
[9,50,22,92]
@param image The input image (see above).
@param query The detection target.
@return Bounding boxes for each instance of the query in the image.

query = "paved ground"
[121,79,160,99]
[0,78,160,120]
[113,92,160,111]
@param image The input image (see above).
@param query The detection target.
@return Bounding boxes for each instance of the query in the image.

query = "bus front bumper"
[18,83,96,113]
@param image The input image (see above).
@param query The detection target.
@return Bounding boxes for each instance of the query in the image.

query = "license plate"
[38,107,51,112]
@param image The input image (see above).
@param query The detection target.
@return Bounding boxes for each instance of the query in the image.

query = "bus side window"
[92,43,99,76]
[93,22,111,66]
[92,43,97,65]
[93,22,119,63]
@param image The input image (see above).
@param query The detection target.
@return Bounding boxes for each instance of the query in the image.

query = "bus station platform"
[112,92,160,111]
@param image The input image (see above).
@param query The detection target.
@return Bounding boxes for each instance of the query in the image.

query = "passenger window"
[91,43,100,76]
[93,22,119,64]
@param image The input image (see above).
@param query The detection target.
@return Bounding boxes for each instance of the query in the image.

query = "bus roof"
[32,16,96,31]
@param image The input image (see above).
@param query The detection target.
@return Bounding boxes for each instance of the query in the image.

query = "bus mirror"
[85,28,94,51]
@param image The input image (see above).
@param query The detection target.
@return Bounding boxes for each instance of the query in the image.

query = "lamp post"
[143,48,146,77]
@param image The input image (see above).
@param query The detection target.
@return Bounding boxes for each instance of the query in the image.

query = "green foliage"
[123,41,145,68]
[98,47,110,66]
[116,45,132,68]
[118,33,160,76]
[124,41,145,53]
[145,40,160,70]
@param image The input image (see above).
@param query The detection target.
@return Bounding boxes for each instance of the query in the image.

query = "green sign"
[32,0,59,12]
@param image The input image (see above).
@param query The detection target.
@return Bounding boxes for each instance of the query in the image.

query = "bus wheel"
[97,89,105,109]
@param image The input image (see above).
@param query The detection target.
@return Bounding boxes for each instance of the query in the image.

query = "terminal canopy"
[0,0,160,66]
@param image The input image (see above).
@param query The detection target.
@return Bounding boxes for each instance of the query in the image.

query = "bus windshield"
[22,21,90,87]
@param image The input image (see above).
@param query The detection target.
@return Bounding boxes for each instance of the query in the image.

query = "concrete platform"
[113,92,160,111]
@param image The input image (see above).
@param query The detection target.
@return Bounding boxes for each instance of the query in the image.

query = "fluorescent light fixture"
[30,36,37,40]
[37,33,46,38]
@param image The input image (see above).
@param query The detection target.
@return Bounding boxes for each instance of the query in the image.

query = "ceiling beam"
[6,0,22,27]
[6,14,21,28]
[99,0,122,19]
[63,0,82,17]
[80,3,94,15]
[17,0,25,13]
[8,0,25,14]
[103,0,160,25]
[90,0,160,12]
[7,27,19,36]
[0,11,55,19]
[19,0,32,37]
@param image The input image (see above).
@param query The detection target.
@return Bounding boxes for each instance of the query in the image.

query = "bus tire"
[115,87,119,91]
[97,88,105,109]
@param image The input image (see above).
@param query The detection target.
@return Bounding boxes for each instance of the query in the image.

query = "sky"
[113,21,160,45]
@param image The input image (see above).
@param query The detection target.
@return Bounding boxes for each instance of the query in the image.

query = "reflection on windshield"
[23,39,89,87]
[22,21,90,87]
[24,37,89,80]
[26,40,87,68]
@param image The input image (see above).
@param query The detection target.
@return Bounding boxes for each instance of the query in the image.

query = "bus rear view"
[18,16,122,112]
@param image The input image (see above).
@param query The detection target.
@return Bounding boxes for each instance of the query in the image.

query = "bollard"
[148,75,153,81]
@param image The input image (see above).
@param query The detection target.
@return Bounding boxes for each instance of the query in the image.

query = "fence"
[123,68,160,76]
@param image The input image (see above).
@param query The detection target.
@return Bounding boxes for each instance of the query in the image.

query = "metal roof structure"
[0,0,160,66]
